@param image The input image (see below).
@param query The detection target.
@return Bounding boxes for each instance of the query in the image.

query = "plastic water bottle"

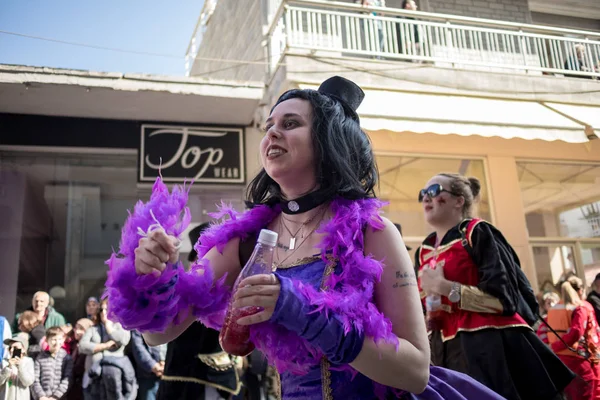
[219,229,278,356]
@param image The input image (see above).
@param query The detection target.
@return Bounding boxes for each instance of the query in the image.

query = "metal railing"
[266,0,600,79]
[185,0,219,76]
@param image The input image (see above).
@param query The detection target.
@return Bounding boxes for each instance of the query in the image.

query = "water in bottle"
[219,229,278,356]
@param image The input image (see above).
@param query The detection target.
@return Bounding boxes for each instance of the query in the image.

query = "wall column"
[486,156,538,289]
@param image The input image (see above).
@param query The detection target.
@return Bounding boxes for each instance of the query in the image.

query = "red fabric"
[551,302,600,360]
[560,355,600,400]
[553,306,588,353]
[418,219,528,340]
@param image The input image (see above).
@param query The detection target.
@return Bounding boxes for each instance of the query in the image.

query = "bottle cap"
[257,229,278,247]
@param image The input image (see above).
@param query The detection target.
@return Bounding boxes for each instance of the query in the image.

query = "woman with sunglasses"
[105,77,509,399]
[416,173,575,400]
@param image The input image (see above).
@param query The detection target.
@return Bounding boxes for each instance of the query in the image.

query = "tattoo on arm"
[393,271,417,288]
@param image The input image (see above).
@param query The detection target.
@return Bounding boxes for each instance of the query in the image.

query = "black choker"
[279,190,329,215]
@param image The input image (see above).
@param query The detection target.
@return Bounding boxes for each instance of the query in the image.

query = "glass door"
[531,243,579,293]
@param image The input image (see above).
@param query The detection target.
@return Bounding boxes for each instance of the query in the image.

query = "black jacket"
[157,321,239,400]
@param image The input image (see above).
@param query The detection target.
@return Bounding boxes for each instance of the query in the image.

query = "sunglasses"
[418,183,460,202]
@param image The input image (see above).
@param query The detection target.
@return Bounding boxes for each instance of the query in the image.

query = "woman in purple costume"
[105,76,507,399]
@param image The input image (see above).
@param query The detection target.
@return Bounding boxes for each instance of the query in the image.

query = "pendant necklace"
[276,217,290,251]
[274,208,328,269]
[280,205,323,250]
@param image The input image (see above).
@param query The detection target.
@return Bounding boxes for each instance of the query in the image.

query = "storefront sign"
[139,124,244,184]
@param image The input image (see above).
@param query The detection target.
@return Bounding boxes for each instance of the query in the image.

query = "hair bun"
[467,177,481,198]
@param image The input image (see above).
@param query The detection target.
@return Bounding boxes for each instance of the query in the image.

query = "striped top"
[32,348,73,399]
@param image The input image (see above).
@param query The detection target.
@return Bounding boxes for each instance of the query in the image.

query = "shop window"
[0,151,140,323]
[0,150,245,324]
[375,154,491,258]
[518,160,600,291]
[518,161,600,239]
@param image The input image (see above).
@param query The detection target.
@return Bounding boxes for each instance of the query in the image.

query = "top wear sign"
[139,124,245,184]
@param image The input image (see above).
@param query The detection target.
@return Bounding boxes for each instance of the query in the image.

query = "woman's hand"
[8,357,21,367]
[103,340,117,351]
[420,264,451,296]
[232,274,280,325]
[135,229,181,276]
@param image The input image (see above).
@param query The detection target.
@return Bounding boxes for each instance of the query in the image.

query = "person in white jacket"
[0,333,34,400]
[0,316,12,360]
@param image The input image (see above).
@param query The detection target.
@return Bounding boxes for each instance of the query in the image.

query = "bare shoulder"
[364,216,404,255]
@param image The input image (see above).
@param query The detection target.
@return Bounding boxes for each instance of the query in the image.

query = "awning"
[299,84,596,143]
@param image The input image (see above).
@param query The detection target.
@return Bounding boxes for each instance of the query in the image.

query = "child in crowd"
[32,327,72,400]
[0,333,34,400]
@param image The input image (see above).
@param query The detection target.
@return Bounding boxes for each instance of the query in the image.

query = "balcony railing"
[266,0,600,79]
[185,0,219,76]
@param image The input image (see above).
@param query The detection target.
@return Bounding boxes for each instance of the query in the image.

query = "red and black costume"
[549,301,600,400]
[416,219,575,400]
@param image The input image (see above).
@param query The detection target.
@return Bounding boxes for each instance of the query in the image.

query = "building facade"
[0,65,264,322]
[187,0,600,293]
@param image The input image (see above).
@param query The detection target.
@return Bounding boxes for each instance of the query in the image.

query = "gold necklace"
[279,205,323,250]
[274,208,327,269]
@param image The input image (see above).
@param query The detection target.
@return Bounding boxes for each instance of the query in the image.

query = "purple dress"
[275,256,507,400]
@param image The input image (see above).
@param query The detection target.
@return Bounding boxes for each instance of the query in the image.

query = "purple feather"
[107,186,400,396]
[104,177,192,332]
[245,198,399,375]
[177,258,231,330]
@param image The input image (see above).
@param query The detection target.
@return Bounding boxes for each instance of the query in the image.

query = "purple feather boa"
[104,177,230,333]
[199,198,398,376]
[178,202,280,330]
[106,178,398,385]
[104,178,192,332]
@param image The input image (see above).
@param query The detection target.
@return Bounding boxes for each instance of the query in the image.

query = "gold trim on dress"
[275,371,282,400]
[321,359,333,400]
[274,255,338,399]
[459,285,503,314]
[319,258,337,399]
[160,368,242,395]
[421,239,462,261]
[440,323,532,342]
[421,219,487,262]
[466,219,485,247]
[274,255,321,270]
[196,351,237,372]
[321,256,337,288]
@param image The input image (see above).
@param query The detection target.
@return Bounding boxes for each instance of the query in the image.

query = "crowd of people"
[3,74,600,400]
[0,282,273,400]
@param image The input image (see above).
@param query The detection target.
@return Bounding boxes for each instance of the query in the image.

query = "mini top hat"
[317,76,365,121]
[188,222,211,262]
[394,223,413,251]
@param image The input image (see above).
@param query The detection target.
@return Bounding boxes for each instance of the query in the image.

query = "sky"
[0,0,204,76]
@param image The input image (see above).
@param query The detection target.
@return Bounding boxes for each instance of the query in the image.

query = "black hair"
[245,89,378,204]
[188,222,211,262]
